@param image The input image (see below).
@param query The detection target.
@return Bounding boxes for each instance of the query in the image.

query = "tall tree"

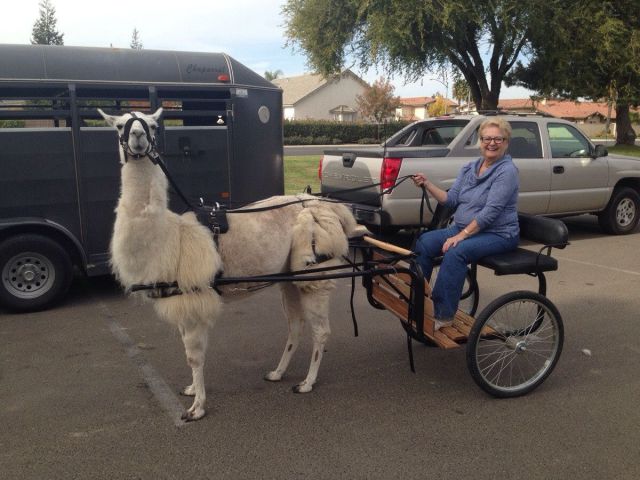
[264,69,284,81]
[508,0,640,145]
[355,77,400,123]
[130,28,143,49]
[283,0,542,109]
[31,0,64,45]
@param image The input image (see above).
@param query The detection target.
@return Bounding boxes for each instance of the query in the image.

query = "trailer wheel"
[0,234,73,312]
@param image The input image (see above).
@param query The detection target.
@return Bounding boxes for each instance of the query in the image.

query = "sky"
[0,0,533,100]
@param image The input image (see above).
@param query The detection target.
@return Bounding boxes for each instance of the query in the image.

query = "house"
[395,96,458,120]
[271,70,369,121]
[496,98,622,136]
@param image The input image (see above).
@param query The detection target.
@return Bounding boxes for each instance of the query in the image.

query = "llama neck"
[118,159,169,214]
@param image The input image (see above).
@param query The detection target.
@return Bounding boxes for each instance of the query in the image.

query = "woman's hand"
[442,232,466,253]
[412,173,428,188]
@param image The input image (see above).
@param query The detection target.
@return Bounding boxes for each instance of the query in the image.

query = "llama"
[98,108,357,421]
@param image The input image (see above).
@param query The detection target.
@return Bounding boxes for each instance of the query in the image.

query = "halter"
[119,113,157,161]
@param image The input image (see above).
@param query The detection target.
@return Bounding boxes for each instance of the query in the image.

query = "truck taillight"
[318,155,324,181]
[381,157,402,191]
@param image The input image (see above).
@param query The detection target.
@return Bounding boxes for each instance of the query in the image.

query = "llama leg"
[265,283,304,382]
[179,320,209,421]
[178,324,196,396]
[293,289,331,393]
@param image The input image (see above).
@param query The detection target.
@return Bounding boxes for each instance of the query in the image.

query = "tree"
[427,95,448,117]
[130,28,143,50]
[283,0,543,110]
[507,0,640,145]
[452,76,471,109]
[31,0,64,45]
[264,70,284,81]
[355,77,400,123]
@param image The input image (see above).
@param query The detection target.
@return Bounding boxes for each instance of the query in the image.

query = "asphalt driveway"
[1,215,639,480]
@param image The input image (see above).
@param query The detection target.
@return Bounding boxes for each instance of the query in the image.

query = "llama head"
[98,107,163,161]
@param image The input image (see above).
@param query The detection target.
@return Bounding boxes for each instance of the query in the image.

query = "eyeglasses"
[480,136,506,145]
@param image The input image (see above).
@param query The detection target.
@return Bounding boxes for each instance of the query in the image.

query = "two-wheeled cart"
[355,213,569,397]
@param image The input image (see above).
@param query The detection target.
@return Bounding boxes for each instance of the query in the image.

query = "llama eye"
[150,125,157,130]
[116,124,124,130]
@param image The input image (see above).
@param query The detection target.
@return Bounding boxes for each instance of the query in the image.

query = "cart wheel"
[430,266,479,316]
[466,291,563,398]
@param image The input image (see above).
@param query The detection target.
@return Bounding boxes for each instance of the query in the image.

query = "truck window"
[547,123,590,157]
[508,122,542,158]
[420,124,467,145]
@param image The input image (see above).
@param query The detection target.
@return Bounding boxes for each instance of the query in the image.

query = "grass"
[284,155,321,194]
[607,144,640,157]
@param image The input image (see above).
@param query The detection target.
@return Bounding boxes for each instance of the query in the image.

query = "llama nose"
[132,130,144,139]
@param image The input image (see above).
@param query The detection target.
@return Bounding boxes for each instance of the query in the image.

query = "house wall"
[283,107,295,120]
[293,75,366,121]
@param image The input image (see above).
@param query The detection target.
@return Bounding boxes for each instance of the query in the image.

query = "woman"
[412,117,520,330]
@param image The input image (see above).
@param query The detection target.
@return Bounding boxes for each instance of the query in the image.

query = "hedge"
[284,119,411,145]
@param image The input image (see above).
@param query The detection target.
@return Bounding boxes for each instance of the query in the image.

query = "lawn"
[284,155,321,194]
[607,144,640,157]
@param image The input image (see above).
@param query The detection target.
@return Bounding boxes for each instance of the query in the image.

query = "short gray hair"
[477,117,512,147]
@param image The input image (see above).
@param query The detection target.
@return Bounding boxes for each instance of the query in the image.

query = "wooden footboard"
[365,237,476,349]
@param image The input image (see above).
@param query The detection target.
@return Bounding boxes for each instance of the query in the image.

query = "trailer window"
[158,88,230,127]
[0,86,71,128]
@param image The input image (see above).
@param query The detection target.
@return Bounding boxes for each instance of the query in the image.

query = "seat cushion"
[478,248,558,275]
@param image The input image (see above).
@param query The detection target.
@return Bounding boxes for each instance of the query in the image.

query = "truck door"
[546,122,609,214]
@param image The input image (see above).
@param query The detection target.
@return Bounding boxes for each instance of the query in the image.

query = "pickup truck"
[320,114,640,234]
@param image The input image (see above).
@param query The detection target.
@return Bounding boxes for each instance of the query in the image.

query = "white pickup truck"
[320,114,640,234]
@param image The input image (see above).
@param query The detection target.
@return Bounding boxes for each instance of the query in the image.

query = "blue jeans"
[414,226,519,320]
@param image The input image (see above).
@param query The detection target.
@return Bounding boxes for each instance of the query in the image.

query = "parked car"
[320,113,640,234]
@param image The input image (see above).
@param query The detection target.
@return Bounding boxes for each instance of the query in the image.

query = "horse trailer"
[0,44,283,311]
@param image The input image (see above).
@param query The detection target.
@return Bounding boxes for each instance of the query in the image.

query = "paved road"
[1,216,639,479]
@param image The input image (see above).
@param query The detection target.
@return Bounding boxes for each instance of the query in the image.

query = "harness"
[120,113,157,160]
[117,113,422,304]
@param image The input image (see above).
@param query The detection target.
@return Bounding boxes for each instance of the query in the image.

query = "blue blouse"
[443,154,520,239]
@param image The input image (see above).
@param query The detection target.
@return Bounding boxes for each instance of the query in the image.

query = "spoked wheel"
[466,291,563,398]
[431,265,479,316]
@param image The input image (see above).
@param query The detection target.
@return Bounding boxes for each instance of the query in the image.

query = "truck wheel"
[598,187,640,234]
[0,234,74,312]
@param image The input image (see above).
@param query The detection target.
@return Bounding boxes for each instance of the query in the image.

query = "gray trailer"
[0,44,283,311]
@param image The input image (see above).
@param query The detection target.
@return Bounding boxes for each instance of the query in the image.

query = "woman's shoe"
[434,318,454,331]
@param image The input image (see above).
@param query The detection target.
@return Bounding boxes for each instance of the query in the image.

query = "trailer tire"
[0,234,73,312]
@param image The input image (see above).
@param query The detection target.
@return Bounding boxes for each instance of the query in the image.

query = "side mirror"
[592,144,608,158]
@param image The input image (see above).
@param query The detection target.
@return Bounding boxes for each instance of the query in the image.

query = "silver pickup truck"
[320,114,640,234]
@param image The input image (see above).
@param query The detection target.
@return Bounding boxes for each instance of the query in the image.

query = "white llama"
[99,108,357,421]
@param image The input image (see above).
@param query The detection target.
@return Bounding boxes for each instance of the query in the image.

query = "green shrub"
[283,119,410,144]
[357,138,379,144]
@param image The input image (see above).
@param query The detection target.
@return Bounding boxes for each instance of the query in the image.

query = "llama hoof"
[181,408,206,422]
[180,385,196,396]
[292,382,313,394]
[264,371,282,382]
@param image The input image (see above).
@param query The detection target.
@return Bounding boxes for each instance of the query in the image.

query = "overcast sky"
[0,0,532,99]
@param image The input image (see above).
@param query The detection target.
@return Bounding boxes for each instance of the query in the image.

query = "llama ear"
[97,108,117,126]
[151,107,163,122]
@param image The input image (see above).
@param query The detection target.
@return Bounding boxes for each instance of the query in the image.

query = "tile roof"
[497,98,622,119]
[399,96,457,107]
